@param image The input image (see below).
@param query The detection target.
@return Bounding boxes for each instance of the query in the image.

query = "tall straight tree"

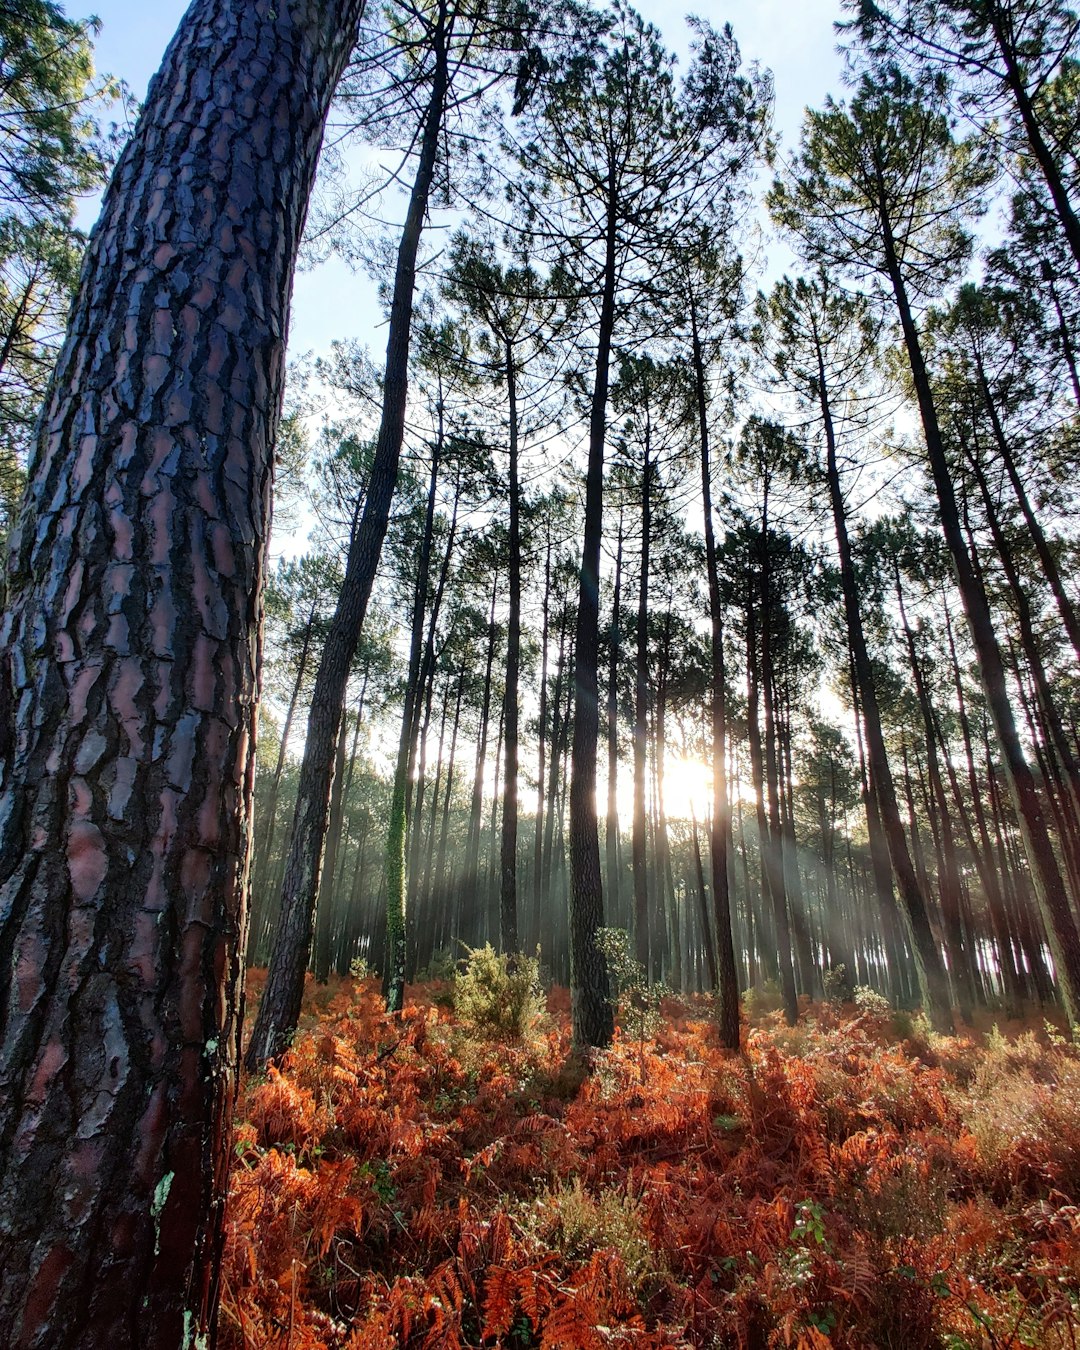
[514,4,764,1045]
[770,62,1080,1029]
[248,0,550,1066]
[0,1,366,1345]
[682,242,748,1049]
[848,0,1080,269]
[756,274,953,1028]
[444,234,558,954]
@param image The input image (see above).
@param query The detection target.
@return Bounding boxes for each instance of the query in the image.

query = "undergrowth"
[222,975,1080,1348]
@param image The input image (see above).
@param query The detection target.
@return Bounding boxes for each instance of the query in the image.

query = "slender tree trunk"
[533,529,552,910]
[973,359,1080,660]
[500,342,521,952]
[816,326,950,1026]
[894,576,975,1019]
[464,570,499,900]
[0,1,367,1342]
[690,300,740,1045]
[247,15,450,1068]
[567,197,615,1048]
[632,441,651,972]
[991,24,1080,273]
[382,440,442,1012]
[313,712,349,982]
[248,603,316,962]
[542,606,569,902]
[605,513,623,924]
[881,224,1080,1029]
[942,599,1025,1012]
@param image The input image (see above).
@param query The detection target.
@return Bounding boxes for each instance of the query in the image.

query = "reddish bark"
[0,2,365,1345]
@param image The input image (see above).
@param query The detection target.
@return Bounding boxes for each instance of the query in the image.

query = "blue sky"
[72,0,848,365]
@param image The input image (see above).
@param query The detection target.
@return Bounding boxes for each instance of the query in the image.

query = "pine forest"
[2,0,1080,1345]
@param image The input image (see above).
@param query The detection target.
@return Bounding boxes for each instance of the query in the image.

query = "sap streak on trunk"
[0,1,366,1345]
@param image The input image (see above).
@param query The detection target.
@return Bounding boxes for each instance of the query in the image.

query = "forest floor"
[221,973,1080,1349]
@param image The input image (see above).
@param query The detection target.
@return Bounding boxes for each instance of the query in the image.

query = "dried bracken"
[221,976,1080,1349]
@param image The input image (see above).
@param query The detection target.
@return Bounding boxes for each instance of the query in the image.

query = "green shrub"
[416,948,457,982]
[452,944,545,1041]
[516,1178,657,1289]
[741,980,784,1017]
[823,964,852,1004]
[853,985,892,1017]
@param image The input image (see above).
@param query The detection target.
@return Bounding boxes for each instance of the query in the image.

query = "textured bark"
[247,16,450,1068]
[0,1,365,1345]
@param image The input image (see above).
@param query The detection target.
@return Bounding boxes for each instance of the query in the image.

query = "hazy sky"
[72,0,849,362]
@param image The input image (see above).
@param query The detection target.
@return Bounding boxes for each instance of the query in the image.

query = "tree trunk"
[632,439,651,973]
[974,358,1080,661]
[605,513,623,925]
[534,529,552,913]
[0,1,366,1343]
[894,574,975,1020]
[248,601,316,963]
[567,198,615,1048]
[500,342,521,952]
[247,15,450,1068]
[313,711,349,982]
[689,295,739,1046]
[816,325,950,1026]
[881,223,1080,1030]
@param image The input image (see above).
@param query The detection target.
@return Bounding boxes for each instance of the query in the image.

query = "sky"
[72,0,849,368]
[67,0,854,793]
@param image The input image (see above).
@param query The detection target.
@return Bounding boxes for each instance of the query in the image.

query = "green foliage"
[596,928,664,1042]
[741,979,784,1018]
[515,1178,657,1290]
[853,985,892,1016]
[453,944,545,1041]
[0,1,120,527]
[823,964,852,1004]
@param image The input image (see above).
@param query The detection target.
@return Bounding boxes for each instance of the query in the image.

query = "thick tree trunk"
[0,1,366,1344]
[247,19,449,1068]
